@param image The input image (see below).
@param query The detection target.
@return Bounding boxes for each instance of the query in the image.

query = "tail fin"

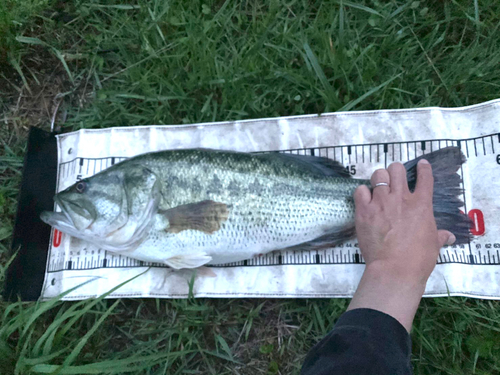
[404,147,472,244]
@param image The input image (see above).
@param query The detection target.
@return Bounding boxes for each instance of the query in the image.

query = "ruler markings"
[49,133,500,271]
[50,243,500,271]
[56,133,500,167]
[384,145,387,168]
[458,156,474,259]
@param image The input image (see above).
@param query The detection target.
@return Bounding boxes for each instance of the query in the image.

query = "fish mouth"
[40,196,95,232]
[40,210,76,232]
[40,208,97,243]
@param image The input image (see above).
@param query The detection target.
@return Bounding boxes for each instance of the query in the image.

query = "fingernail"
[446,234,456,245]
[418,159,430,165]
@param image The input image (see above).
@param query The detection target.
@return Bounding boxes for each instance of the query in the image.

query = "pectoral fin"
[164,253,212,269]
[160,200,230,234]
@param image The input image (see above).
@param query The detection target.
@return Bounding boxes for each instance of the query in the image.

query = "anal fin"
[283,225,356,252]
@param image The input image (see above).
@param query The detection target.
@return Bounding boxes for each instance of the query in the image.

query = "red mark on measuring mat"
[53,229,62,247]
[468,209,485,236]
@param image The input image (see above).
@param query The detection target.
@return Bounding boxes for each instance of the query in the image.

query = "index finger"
[414,159,434,201]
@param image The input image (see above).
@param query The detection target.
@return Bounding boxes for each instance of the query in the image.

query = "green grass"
[1,0,500,373]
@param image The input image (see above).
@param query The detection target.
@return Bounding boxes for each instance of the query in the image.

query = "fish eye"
[75,181,87,193]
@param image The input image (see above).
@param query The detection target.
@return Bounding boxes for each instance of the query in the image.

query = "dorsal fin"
[258,152,352,178]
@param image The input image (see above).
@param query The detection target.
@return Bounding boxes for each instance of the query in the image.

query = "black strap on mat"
[3,127,58,301]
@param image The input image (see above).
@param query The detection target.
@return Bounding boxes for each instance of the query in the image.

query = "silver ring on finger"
[374,182,389,187]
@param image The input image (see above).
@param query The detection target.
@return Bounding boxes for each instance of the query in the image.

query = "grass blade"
[338,74,401,112]
[56,300,121,371]
[30,351,196,374]
[303,42,341,108]
[15,36,46,46]
[336,1,382,16]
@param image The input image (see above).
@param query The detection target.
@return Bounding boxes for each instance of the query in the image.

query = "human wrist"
[347,262,427,332]
[364,259,431,290]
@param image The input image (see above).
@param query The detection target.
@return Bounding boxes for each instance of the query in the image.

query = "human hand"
[354,159,456,285]
[347,159,455,331]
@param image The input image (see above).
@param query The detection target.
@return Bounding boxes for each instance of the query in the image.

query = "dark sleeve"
[301,308,412,375]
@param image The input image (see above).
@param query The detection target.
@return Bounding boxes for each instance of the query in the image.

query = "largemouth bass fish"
[41,147,471,269]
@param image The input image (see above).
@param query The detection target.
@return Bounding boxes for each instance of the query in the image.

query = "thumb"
[437,230,456,247]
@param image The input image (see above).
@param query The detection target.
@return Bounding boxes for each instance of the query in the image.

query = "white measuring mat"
[41,99,500,300]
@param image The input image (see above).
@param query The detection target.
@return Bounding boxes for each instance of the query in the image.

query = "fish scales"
[124,150,361,264]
